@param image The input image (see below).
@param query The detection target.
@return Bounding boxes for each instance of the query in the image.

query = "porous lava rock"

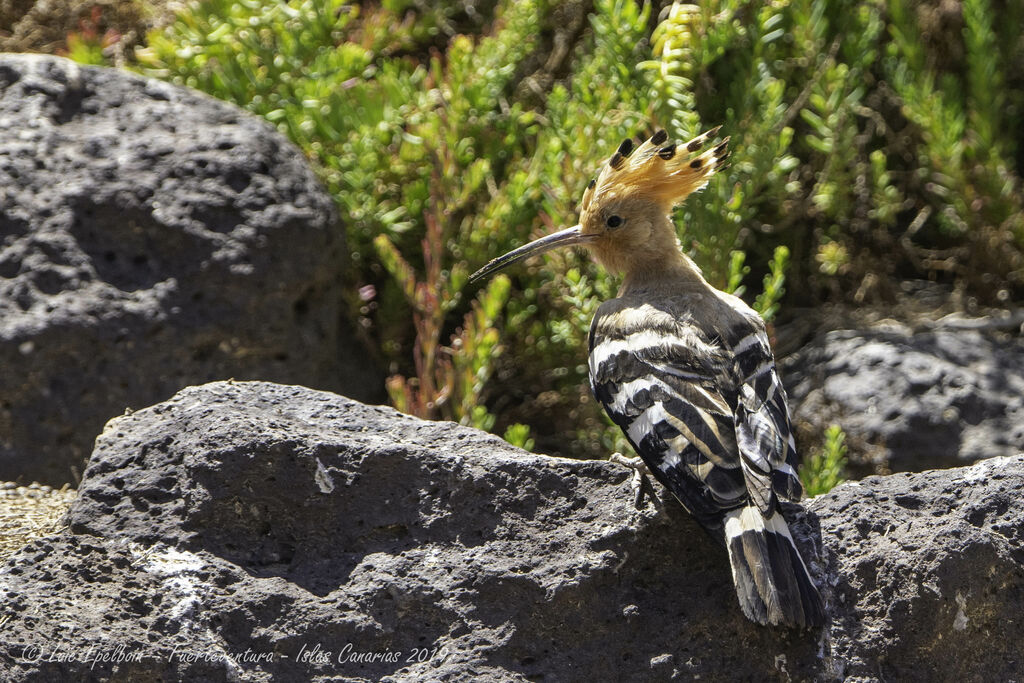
[0,54,381,484]
[783,322,1024,474]
[1,381,1020,681]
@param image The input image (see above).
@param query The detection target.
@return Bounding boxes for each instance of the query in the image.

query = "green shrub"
[122,0,1021,464]
[801,424,849,496]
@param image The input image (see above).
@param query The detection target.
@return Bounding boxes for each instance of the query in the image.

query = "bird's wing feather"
[589,309,746,528]
[589,306,803,528]
[730,328,804,508]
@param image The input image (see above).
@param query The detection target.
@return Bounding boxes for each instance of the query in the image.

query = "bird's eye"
[606,215,623,228]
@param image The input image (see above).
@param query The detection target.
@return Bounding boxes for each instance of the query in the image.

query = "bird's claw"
[609,452,663,512]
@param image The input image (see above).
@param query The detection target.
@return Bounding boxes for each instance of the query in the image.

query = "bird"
[469,128,825,628]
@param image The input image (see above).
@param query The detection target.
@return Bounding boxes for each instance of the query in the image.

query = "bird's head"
[469,128,729,283]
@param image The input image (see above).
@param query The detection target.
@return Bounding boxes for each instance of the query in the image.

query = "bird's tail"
[723,505,825,627]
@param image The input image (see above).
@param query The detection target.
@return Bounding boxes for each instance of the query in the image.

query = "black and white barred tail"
[724,505,824,628]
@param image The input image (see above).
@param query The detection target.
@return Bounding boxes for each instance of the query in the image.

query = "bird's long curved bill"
[469,225,587,283]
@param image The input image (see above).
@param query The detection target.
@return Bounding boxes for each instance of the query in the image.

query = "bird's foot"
[609,452,664,512]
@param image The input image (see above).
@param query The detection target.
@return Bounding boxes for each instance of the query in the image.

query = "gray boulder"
[1,381,1020,681]
[0,54,382,485]
[782,322,1024,474]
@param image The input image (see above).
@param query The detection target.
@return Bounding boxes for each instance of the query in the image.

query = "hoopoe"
[470,128,825,628]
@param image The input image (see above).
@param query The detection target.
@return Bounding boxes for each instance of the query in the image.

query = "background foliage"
[36,0,1024,490]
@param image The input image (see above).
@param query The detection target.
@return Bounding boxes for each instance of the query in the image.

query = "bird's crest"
[581,127,730,213]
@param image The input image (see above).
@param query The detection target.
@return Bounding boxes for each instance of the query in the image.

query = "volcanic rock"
[783,322,1024,474]
[0,381,1020,681]
[0,54,381,485]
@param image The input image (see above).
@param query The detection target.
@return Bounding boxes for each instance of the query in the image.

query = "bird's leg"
[609,452,664,512]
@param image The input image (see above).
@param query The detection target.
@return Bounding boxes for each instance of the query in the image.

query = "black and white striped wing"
[589,305,824,626]
[730,329,804,511]
[724,328,823,627]
[588,313,748,528]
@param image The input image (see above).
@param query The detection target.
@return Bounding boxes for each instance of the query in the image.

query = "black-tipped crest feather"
[585,127,730,213]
